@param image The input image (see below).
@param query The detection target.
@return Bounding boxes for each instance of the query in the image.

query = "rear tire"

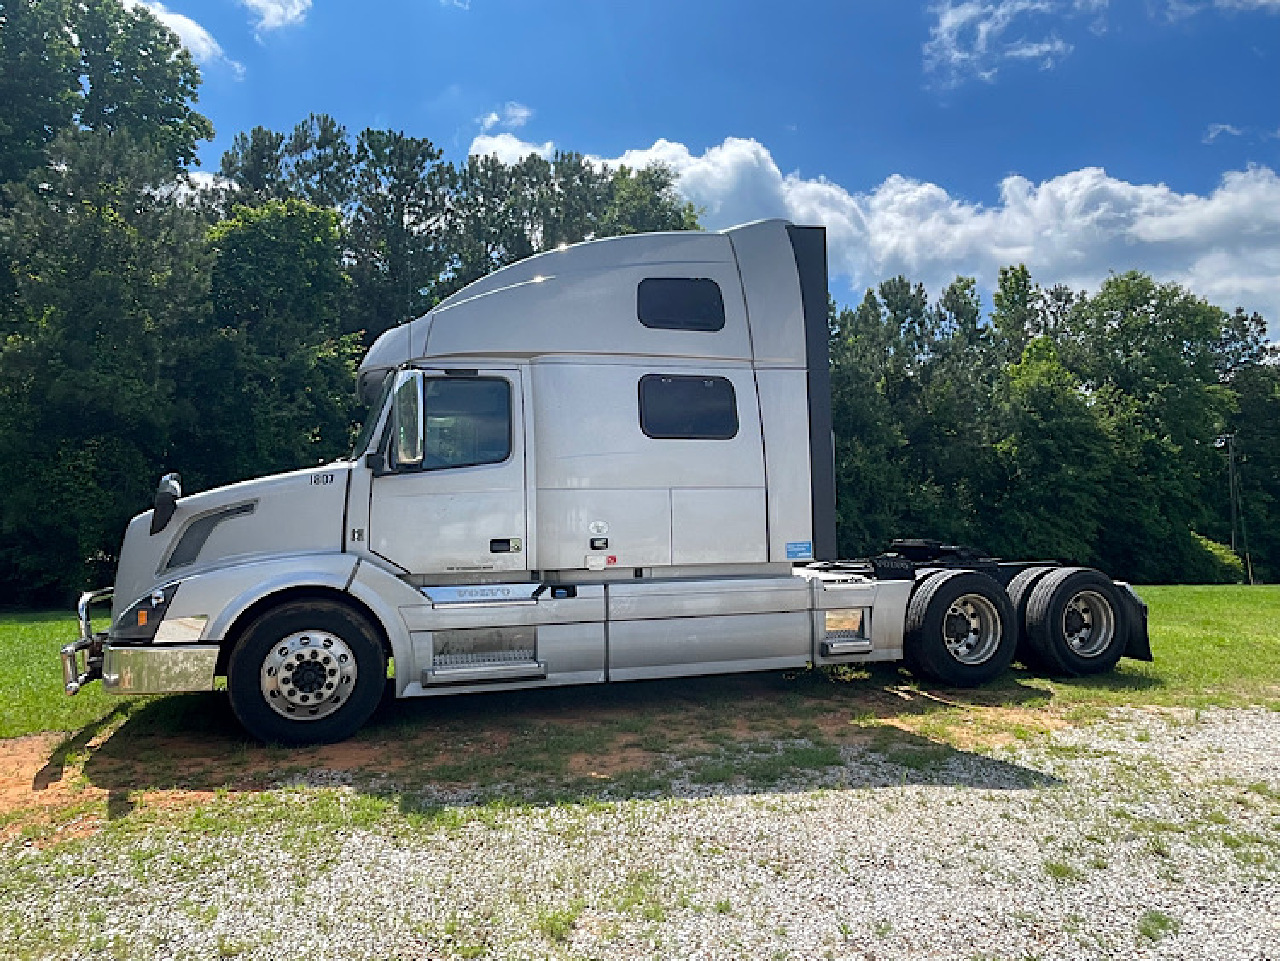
[1005,565,1057,668]
[903,570,1016,687]
[1025,567,1128,676]
[227,599,386,745]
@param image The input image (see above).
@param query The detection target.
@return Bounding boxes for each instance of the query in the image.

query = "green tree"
[1063,273,1236,580]
[218,125,289,207]
[0,0,81,186]
[441,152,538,296]
[284,112,355,211]
[74,0,213,170]
[179,199,360,489]
[982,337,1110,563]
[602,162,699,235]
[0,130,210,602]
[346,128,448,339]
[829,291,912,556]
[1219,350,1279,582]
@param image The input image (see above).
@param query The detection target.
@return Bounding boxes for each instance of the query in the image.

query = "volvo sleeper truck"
[60,220,1151,744]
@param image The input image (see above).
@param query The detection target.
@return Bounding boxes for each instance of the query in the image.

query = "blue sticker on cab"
[786,541,814,560]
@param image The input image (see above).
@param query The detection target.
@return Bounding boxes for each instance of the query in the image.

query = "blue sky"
[143,1,1280,330]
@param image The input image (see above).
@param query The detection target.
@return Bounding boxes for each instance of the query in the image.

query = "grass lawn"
[1,610,121,740]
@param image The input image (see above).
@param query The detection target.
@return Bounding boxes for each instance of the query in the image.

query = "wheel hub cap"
[260,630,358,721]
[942,594,1002,665]
[1061,591,1116,658]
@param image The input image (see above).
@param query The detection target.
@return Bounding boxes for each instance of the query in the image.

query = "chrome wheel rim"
[1061,590,1115,658]
[942,593,1002,665]
[260,630,357,721]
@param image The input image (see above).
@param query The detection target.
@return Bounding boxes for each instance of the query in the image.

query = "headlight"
[111,584,178,643]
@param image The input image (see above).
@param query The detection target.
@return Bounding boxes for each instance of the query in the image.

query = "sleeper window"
[638,374,738,440]
[637,278,725,331]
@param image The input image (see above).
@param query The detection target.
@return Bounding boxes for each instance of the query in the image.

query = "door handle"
[489,538,522,554]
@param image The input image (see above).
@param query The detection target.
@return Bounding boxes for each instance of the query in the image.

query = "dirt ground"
[1,671,1072,846]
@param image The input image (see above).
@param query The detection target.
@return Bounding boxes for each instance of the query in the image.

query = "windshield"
[349,371,394,460]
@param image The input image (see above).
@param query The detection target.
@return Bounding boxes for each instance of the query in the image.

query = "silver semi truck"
[60,220,1150,744]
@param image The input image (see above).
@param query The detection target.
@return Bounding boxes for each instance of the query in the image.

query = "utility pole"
[1216,433,1256,585]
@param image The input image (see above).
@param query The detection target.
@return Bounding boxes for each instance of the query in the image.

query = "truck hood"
[112,463,352,621]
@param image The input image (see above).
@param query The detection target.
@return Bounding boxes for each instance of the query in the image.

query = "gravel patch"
[2,708,1277,960]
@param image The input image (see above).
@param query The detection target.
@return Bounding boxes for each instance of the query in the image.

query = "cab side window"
[421,378,512,469]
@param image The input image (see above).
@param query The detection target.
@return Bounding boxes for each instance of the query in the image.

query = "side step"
[822,637,873,656]
[423,661,547,686]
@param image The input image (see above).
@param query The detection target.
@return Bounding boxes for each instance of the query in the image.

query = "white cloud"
[1004,36,1073,64]
[609,136,1280,334]
[924,1,1069,86]
[239,0,311,32]
[468,132,554,164]
[1203,123,1244,143]
[927,0,1277,85]
[1214,0,1280,9]
[1166,0,1280,16]
[126,1,243,76]
[479,102,534,133]
[186,170,232,191]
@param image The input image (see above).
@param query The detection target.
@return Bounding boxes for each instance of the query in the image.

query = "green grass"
[1136,909,1179,942]
[533,900,584,942]
[0,611,125,739]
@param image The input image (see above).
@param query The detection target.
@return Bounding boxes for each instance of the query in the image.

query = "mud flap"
[1118,584,1153,662]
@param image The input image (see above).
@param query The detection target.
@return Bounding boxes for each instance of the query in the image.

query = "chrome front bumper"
[102,644,220,694]
[61,588,219,695]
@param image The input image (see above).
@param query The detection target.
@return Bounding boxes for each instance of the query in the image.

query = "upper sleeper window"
[639,375,738,440]
[637,278,725,331]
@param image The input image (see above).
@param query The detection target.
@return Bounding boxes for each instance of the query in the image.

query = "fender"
[345,559,430,695]
[166,553,361,645]
[177,555,421,689]
[148,553,422,694]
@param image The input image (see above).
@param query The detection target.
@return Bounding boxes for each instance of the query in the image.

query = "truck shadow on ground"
[40,663,1165,822]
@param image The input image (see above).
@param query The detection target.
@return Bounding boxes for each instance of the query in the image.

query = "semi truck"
[60,220,1151,744]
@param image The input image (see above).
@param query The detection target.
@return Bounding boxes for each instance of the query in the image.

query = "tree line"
[1,0,1274,606]
[830,271,1277,584]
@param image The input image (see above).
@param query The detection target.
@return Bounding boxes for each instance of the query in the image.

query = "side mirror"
[150,473,182,535]
[390,370,424,468]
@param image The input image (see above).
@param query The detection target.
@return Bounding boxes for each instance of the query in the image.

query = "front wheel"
[227,599,386,745]
[903,570,1016,687]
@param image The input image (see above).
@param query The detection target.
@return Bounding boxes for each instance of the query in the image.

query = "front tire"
[1025,567,1128,676]
[227,599,386,745]
[903,570,1016,686]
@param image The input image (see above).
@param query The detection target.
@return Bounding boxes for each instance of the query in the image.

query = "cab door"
[369,369,528,576]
